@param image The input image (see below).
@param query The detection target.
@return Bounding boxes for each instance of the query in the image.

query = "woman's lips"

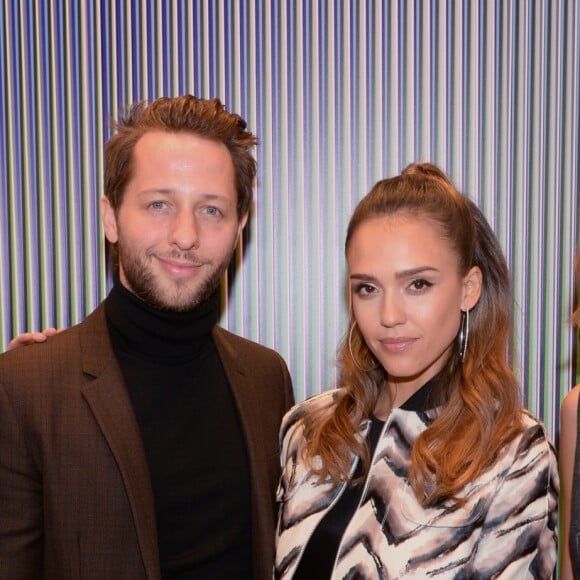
[379,337,417,353]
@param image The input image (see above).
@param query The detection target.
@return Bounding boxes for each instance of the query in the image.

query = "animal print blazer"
[275,391,558,579]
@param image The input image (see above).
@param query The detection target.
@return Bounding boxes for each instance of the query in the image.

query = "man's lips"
[378,337,417,353]
[156,256,205,277]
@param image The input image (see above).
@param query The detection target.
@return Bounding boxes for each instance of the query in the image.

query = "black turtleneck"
[105,280,251,580]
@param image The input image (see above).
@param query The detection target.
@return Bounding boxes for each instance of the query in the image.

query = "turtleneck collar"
[105,277,220,364]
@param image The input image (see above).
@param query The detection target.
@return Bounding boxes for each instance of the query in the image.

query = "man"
[0,96,294,580]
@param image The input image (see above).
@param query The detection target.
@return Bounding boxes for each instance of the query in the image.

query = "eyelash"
[352,279,434,297]
[149,201,166,210]
[353,283,376,296]
[408,279,433,293]
[146,203,224,218]
[204,206,222,217]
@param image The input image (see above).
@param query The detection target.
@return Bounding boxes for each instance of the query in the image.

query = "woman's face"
[347,214,481,398]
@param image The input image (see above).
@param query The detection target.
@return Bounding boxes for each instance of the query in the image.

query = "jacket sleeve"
[471,423,559,579]
[0,382,43,579]
[278,352,295,415]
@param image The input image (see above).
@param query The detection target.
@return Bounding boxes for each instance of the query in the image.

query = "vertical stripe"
[0,0,577,439]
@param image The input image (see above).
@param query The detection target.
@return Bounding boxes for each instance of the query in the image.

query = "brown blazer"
[0,304,294,580]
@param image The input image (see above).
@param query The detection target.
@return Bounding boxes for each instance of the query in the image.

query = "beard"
[117,244,231,313]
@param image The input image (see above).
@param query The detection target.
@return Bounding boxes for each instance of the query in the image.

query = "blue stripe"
[0,0,577,435]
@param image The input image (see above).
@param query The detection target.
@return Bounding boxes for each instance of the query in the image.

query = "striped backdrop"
[0,0,578,440]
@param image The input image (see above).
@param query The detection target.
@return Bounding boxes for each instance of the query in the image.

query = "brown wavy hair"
[104,95,258,218]
[301,162,523,506]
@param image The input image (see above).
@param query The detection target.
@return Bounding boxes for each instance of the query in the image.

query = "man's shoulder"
[0,304,109,377]
[212,326,294,398]
[212,326,284,360]
[212,326,294,410]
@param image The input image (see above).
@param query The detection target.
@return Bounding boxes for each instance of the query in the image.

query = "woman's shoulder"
[518,408,554,442]
[561,384,580,421]
[514,409,557,470]
[486,410,558,509]
[280,389,340,435]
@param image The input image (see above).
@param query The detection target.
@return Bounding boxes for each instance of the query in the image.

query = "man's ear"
[100,196,119,244]
[235,212,249,242]
[462,266,483,311]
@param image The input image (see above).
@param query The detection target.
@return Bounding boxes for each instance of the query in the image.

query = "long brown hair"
[301,163,523,506]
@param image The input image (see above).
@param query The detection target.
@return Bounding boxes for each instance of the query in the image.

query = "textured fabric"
[0,303,294,580]
[105,278,220,362]
[275,390,559,579]
[571,395,580,578]
[293,382,434,579]
[292,415,384,579]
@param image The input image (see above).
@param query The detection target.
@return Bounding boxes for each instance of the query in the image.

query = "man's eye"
[205,206,222,216]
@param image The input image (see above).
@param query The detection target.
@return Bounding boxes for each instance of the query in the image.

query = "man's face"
[101,130,247,312]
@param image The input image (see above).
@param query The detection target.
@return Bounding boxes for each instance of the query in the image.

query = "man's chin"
[121,262,224,312]
[148,290,209,313]
[157,299,205,313]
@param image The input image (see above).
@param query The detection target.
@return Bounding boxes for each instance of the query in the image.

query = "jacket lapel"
[212,328,273,570]
[212,327,262,464]
[79,305,161,580]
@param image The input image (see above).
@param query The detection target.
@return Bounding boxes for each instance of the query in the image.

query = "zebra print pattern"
[275,391,558,579]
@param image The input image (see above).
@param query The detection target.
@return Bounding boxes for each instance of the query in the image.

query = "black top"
[105,280,252,579]
[293,382,433,579]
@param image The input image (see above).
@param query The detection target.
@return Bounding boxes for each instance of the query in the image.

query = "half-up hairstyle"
[300,162,523,506]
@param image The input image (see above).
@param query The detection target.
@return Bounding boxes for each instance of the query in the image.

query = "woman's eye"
[354,283,376,296]
[409,279,433,291]
[149,201,166,210]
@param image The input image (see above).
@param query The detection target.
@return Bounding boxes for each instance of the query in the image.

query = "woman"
[275,163,558,578]
[559,252,580,580]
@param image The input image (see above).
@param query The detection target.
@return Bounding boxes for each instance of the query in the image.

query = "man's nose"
[170,210,199,250]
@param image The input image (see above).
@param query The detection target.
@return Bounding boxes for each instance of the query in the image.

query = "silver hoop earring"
[348,321,379,372]
[458,309,470,363]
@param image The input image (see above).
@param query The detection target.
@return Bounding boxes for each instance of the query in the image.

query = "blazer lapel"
[212,327,263,464]
[212,327,277,573]
[79,306,161,580]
